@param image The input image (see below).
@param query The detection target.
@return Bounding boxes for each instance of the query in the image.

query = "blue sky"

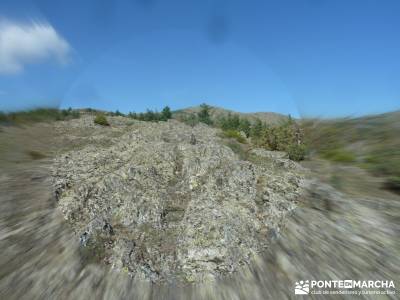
[0,0,399,117]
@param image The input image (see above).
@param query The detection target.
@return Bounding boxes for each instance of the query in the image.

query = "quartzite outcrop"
[52,115,305,283]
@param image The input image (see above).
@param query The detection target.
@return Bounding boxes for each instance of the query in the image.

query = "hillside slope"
[1,110,399,298]
[173,105,288,125]
[303,110,400,191]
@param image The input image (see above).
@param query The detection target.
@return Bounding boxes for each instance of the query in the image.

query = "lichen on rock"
[52,115,305,283]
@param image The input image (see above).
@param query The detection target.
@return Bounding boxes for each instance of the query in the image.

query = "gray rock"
[52,116,305,283]
[249,149,288,160]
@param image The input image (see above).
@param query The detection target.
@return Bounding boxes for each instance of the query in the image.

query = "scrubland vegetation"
[1,105,398,192]
[127,106,172,122]
[93,114,110,126]
[173,104,307,161]
[0,108,80,124]
[303,112,400,192]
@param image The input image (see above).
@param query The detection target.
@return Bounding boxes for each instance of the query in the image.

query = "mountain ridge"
[173,105,289,125]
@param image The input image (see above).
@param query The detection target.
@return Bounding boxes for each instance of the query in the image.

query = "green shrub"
[259,116,302,152]
[222,129,247,144]
[94,114,109,126]
[287,144,307,161]
[321,148,356,163]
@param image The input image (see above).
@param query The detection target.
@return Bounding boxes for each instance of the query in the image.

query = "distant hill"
[173,105,289,125]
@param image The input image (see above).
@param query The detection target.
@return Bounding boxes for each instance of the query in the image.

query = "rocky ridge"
[52,114,305,283]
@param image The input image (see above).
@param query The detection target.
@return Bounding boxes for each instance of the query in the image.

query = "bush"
[258,116,302,152]
[94,114,109,126]
[321,148,355,163]
[287,144,307,161]
[222,130,247,144]
[217,114,306,161]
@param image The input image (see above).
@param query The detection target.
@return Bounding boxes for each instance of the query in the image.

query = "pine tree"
[239,118,251,137]
[251,119,263,138]
[128,112,137,119]
[161,106,172,121]
[197,103,213,125]
[115,110,124,117]
[144,109,155,121]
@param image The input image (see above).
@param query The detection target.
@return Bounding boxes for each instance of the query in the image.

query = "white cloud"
[0,20,71,74]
